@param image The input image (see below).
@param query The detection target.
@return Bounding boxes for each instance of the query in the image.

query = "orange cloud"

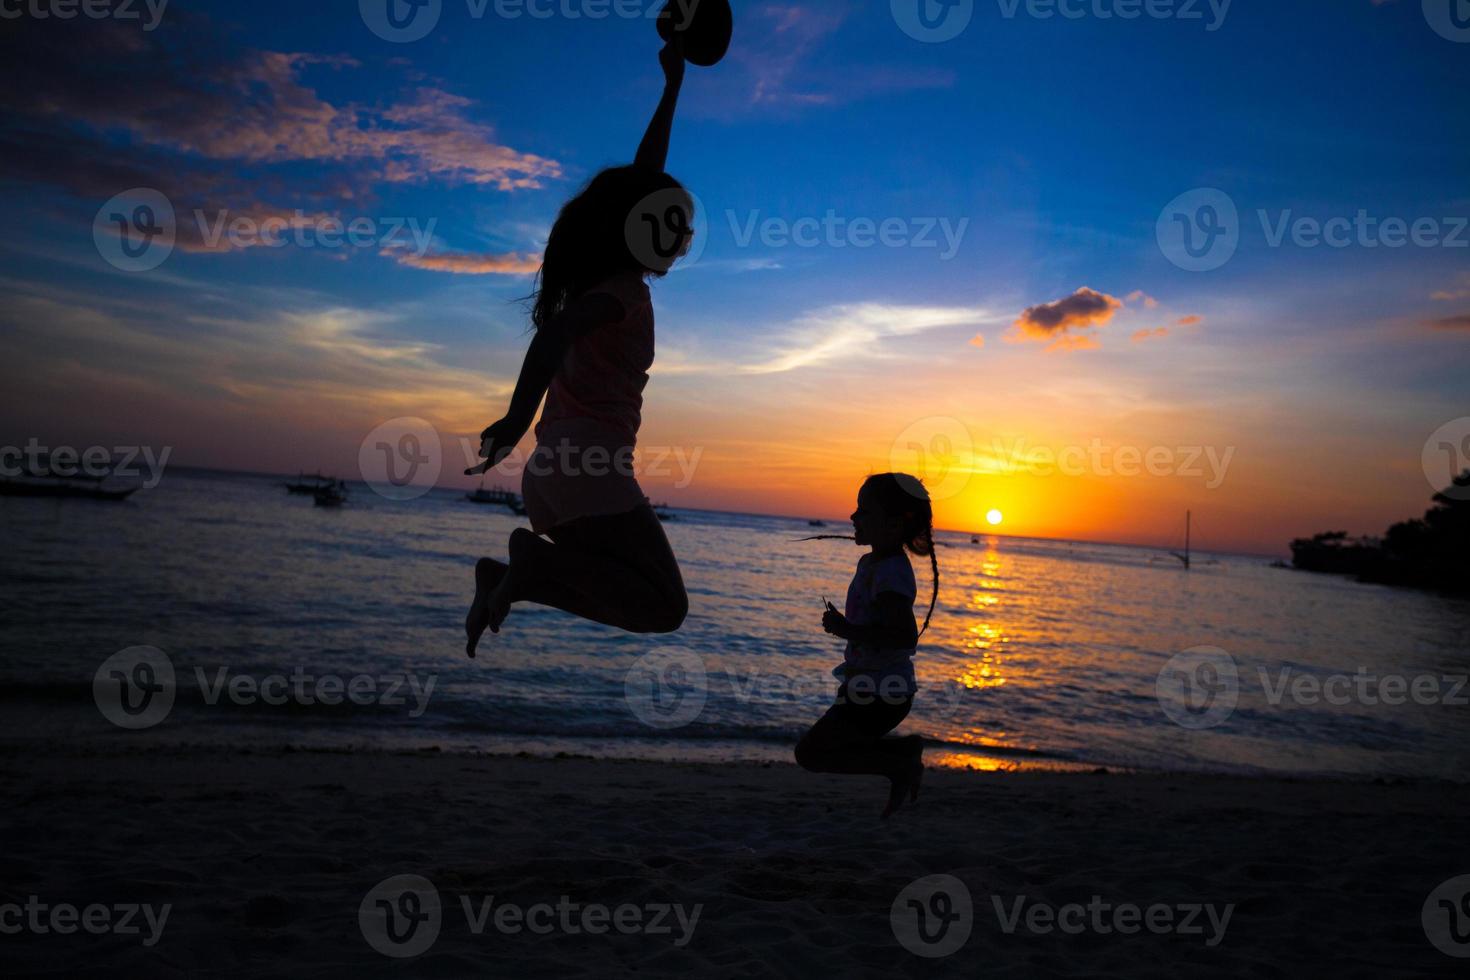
[1132,327,1169,343]
[969,333,986,349]
[1126,290,1159,309]
[1428,314,1470,331]
[1432,273,1470,301]
[1014,287,1122,337]
[1046,334,1102,353]
[386,250,541,275]
[1176,314,1203,327]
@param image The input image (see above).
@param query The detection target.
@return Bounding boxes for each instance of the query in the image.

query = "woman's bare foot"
[881,739,925,820]
[466,558,506,658]
[484,528,540,637]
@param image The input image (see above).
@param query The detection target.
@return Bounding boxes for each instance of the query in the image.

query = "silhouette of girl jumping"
[466,41,693,655]
[795,473,938,818]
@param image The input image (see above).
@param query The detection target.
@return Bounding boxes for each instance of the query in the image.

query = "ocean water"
[1,468,1467,782]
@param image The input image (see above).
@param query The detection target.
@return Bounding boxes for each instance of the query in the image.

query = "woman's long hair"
[530,165,693,330]
[803,472,940,637]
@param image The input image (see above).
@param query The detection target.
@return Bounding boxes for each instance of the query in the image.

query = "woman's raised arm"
[634,40,685,173]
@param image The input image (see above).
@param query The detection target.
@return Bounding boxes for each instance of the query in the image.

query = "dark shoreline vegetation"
[1290,470,1470,595]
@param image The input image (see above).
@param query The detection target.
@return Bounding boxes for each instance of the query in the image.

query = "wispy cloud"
[740,302,1002,374]
[0,20,560,192]
[384,249,542,276]
[730,4,954,108]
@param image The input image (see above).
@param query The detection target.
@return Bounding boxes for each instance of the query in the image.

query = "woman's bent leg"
[495,505,688,634]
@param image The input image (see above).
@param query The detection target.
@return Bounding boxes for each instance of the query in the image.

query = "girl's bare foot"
[881,739,924,819]
[466,558,506,658]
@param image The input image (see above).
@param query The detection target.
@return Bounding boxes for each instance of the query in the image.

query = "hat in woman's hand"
[656,0,733,67]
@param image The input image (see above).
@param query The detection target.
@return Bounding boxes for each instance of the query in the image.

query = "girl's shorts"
[520,418,648,534]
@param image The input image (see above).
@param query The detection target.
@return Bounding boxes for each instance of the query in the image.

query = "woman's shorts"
[520,418,649,534]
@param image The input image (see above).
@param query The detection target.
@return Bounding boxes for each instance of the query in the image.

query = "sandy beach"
[3,742,1464,977]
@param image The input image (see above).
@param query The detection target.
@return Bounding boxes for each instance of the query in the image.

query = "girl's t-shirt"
[836,552,919,695]
[536,271,654,450]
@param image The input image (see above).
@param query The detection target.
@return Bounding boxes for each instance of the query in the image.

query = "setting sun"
[986,509,1004,526]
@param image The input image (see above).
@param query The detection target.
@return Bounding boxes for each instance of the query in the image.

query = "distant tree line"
[1290,470,1469,595]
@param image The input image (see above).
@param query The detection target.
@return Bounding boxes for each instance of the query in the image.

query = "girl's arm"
[467,294,623,474]
[823,593,920,650]
[634,41,685,173]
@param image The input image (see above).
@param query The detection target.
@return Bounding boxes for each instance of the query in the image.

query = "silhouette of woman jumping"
[466,40,694,655]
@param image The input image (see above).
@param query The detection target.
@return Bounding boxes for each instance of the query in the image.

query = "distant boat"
[313,481,348,507]
[971,535,980,544]
[1163,511,1217,568]
[1170,510,1193,569]
[808,519,825,527]
[0,453,139,501]
[284,472,337,495]
[466,483,526,515]
[652,502,678,522]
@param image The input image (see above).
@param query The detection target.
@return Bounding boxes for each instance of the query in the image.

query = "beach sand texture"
[3,743,1464,977]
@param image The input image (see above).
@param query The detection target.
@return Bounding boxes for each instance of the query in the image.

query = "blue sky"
[1,0,1466,550]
